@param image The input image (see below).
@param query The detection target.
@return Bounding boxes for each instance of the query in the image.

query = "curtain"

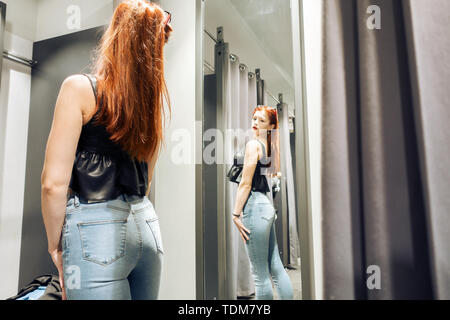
[224,55,257,298]
[321,0,450,299]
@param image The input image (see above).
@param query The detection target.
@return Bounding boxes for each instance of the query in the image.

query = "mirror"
[202,0,305,300]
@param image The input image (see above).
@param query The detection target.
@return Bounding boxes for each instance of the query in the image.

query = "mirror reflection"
[203,0,302,300]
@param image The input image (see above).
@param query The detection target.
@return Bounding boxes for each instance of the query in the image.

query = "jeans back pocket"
[77,219,128,266]
[258,203,276,222]
[146,217,164,254]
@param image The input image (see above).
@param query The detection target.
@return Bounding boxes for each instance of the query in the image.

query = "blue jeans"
[61,194,163,300]
[242,191,294,300]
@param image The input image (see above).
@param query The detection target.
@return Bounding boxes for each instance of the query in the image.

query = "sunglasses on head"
[163,10,171,26]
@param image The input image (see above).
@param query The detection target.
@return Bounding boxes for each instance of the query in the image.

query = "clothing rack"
[3,49,37,68]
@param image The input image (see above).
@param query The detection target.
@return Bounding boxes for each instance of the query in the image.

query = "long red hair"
[252,106,280,175]
[90,0,173,162]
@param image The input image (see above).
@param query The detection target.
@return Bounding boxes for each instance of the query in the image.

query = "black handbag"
[6,274,62,300]
[227,139,272,186]
[227,151,245,184]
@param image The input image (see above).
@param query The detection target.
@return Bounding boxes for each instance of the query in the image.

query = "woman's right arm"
[232,140,260,216]
[232,140,260,242]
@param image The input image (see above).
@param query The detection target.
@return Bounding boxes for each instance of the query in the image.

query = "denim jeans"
[242,191,294,300]
[62,193,163,300]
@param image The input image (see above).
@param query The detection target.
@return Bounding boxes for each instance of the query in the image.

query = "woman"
[232,106,294,300]
[40,0,173,300]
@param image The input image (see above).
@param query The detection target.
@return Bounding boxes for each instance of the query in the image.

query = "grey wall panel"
[203,74,218,299]
[19,26,105,289]
[290,131,297,214]
[403,0,450,299]
[0,2,6,209]
[0,1,5,89]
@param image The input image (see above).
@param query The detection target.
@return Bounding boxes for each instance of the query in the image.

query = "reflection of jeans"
[242,191,293,300]
[62,194,163,300]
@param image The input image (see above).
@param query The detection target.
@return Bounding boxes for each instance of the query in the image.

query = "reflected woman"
[41,1,173,299]
[232,106,294,300]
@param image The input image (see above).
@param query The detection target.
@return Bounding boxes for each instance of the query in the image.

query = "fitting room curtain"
[224,55,257,297]
[321,0,450,299]
[278,103,300,267]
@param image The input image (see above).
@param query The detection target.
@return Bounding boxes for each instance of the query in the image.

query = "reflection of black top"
[68,74,148,203]
[251,139,270,193]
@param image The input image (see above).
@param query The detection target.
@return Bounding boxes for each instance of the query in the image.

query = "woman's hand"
[49,248,67,300]
[233,215,251,243]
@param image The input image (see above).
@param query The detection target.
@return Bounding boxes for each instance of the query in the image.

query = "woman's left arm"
[41,75,88,253]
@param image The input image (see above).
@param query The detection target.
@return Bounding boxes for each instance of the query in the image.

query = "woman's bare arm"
[232,140,260,215]
[41,75,91,253]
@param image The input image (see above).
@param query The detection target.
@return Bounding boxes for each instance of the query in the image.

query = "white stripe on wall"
[303,0,324,300]
[0,51,32,299]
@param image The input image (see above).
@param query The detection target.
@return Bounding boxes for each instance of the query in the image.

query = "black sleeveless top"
[68,74,148,203]
[251,139,271,193]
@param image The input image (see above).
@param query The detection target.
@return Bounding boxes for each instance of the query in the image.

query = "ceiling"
[229,0,294,85]
[204,0,296,112]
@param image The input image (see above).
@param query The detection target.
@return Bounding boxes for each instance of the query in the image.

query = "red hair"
[90,0,173,162]
[252,106,280,175]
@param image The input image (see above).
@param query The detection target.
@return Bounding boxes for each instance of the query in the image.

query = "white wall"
[0,1,36,299]
[302,0,323,300]
[1,0,38,42]
[35,0,113,42]
[0,32,33,299]
[153,0,198,300]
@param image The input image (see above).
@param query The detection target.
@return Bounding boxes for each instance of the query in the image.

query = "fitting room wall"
[154,0,198,300]
[302,0,323,300]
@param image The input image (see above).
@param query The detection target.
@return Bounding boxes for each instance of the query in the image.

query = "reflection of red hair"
[252,106,280,175]
[90,0,173,162]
